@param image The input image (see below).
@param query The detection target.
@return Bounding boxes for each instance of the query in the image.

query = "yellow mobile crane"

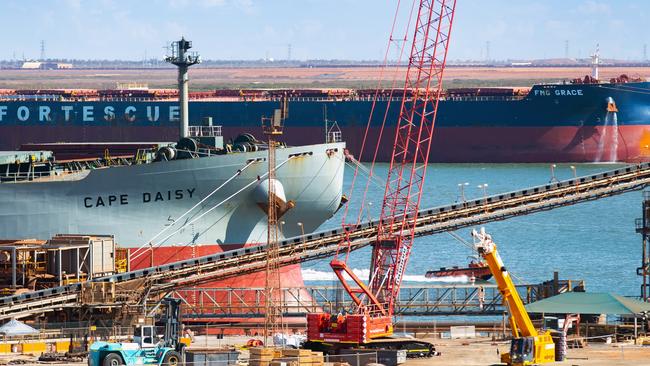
[472,228,556,366]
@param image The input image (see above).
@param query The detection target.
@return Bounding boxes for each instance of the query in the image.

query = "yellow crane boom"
[472,228,556,366]
[472,228,538,338]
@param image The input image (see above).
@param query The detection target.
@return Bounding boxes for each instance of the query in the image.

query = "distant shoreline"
[0,66,647,90]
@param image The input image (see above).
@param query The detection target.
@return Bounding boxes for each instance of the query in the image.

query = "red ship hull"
[6,124,649,163]
[342,125,650,163]
[129,244,312,333]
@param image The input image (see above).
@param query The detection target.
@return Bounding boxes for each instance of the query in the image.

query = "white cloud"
[232,0,255,14]
[578,0,611,15]
[63,0,82,11]
[201,0,226,7]
[167,0,189,8]
[169,0,248,9]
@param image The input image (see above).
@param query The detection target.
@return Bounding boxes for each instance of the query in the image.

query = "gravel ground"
[408,338,650,366]
[1,336,648,366]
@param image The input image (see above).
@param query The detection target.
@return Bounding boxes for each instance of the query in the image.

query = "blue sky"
[1,0,648,61]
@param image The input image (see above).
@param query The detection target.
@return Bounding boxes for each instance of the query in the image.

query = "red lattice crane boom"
[307,0,456,347]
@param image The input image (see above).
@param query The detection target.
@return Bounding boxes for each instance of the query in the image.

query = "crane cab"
[505,337,534,365]
[503,333,556,366]
[133,325,157,349]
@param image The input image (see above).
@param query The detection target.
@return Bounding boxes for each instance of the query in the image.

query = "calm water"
[303,163,643,298]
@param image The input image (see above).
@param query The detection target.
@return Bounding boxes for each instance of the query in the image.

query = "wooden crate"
[250,347,276,356]
[270,361,299,366]
[250,347,276,362]
[281,349,313,357]
[311,351,325,363]
[249,360,271,366]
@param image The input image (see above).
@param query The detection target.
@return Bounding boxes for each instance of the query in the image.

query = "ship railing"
[447,95,526,102]
[0,170,62,183]
[352,97,403,102]
[188,125,222,138]
[0,95,411,103]
[100,97,159,102]
[266,96,335,102]
[327,130,342,143]
[266,96,404,102]
[0,95,146,102]
[0,95,65,102]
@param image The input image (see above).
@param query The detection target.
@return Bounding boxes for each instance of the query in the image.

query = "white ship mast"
[590,44,600,81]
[165,37,201,139]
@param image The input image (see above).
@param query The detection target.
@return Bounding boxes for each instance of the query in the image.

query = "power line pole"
[485,41,490,62]
[40,40,46,61]
[644,44,648,61]
[287,43,292,62]
[390,36,406,63]
[565,40,569,59]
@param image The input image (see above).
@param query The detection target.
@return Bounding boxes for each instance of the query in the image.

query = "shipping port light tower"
[306,0,456,355]
[262,96,289,345]
[165,37,201,139]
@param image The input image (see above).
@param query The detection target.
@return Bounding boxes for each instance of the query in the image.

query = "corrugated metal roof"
[525,292,650,315]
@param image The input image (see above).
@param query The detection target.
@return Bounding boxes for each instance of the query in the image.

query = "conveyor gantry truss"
[2,162,650,321]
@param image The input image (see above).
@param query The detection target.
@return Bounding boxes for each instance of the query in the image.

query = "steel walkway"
[173,276,584,318]
[1,162,649,320]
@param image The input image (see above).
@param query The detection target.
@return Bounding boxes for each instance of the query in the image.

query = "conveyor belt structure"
[1,162,649,320]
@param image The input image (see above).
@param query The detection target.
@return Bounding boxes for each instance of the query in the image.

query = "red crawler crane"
[306,0,456,356]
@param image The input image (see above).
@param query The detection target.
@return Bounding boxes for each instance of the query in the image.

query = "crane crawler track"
[1,162,650,320]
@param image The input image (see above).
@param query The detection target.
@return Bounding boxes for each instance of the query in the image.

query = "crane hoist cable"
[149,156,295,252]
[337,0,418,230]
[131,159,259,259]
[306,0,458,350]
[131,157,295,261]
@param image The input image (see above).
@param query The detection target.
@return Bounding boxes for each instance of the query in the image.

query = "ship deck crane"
[306,0,456,357]
[472,228,555,366]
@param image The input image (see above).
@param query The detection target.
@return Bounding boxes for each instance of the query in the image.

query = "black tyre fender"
[233,133,256,145]
[162,350,182,366]
[175,342,187,353]
[102,352,124,366]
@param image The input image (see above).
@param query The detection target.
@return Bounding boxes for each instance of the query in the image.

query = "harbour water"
[303,163,641,298]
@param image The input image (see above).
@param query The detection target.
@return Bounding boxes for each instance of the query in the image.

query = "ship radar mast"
[590,44,600,81]
[165,37,201,139]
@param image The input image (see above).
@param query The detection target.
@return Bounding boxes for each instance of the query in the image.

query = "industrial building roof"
[525,292,650,315]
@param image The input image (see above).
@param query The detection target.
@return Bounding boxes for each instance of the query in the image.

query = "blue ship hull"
[1,82,649,162]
